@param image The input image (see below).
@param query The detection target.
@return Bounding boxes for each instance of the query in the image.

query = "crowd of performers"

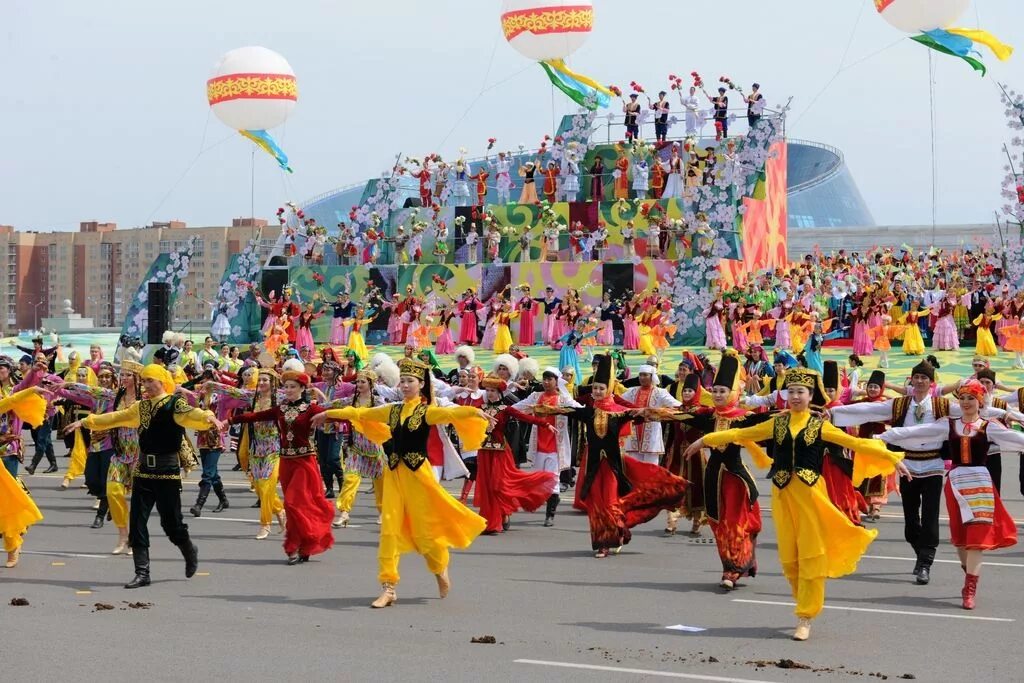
[245,282,679,370]
[2,264,1022,641]
[706,246,1024,368]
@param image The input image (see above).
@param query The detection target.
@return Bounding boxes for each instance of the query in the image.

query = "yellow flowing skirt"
[348,331,369,363]
[378,463,486,584]
[902,323,925,355]
[637,325,657,356]
[493,325,513,355]
[772,478,876,584]
[0,466,43,551]
[975,327,999,357]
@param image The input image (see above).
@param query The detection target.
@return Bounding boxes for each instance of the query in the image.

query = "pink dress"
[481,299,502,349]
[931,301,959,350]
[730,311,748,355]
[597,312,615,345]
[852,312,874,356]
[622,306,640,350]
[294,312,319,353]
[704,303,727,350]
[435,312,456,355]
[773,310,791,350]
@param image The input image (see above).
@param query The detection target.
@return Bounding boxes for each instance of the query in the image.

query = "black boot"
[190,483,210,518]
[543,494,559,527]
[179,541,199,578]
[250,496,261,509]
[916,548,935,585]
[43,460,59,474]
[124,547,151,589]
[26,452,42,476]
[212,482,229,513]
[91,499,109,529]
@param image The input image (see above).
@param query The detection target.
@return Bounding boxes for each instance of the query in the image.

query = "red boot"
[962,574,979,610]
[458,479,474,504]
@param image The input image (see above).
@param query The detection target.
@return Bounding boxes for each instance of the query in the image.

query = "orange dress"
[614,157,630,200]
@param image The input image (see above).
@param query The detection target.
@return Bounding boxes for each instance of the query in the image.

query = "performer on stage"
[662,369,704,535]
[686,368,905,640]
[880,379,1023,610]
[330,291,354,346]
[489,151,514,204]
[589,156,606,202]
[230,367,335,565]
[68,365,221,588]
[315,358,489,608]
[542,161,559,204]
[515,285,537,346]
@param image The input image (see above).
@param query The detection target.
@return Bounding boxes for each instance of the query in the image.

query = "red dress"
[231,400,335,558]
[822,398,868,525]
[476,405,557,533]
[516,296,536,346]
[573,397,688,551]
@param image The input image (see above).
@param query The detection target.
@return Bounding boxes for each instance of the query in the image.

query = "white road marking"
[862,554,1024,568]
[732,599,1015,622]
[188,516,363,528]
[22,550,112,559]
[665,624,707,632]
[514,659,779,682]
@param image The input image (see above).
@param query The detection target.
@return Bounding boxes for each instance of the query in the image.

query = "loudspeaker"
[147,282,171,345]
[403,197,423,209]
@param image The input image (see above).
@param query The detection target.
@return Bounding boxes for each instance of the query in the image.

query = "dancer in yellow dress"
[345,306,375,364]
[492,302,520,355]
[683,368,905,641]
[0,387,51,568]
[901,300,928,356]
[972,301,1001,357]
[312,358,489,608]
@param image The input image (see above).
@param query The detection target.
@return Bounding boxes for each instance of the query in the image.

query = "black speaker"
[147,282,171,345]
[403,197,423,208]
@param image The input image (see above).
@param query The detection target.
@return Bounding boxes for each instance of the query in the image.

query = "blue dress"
[557,328,600,381]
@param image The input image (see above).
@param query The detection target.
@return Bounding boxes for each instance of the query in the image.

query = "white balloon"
[876,0,969,33]
[501,0,593,62]
[207,46,297,131]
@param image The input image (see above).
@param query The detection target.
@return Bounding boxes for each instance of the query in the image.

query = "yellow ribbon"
[947,27,1014,61]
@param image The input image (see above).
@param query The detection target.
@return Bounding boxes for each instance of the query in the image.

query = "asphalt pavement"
[4,446,1023,683]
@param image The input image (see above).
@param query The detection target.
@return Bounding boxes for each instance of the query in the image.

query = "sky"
[1,0,1022,232]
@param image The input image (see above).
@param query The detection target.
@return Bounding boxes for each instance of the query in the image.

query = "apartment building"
[0,220,280,333]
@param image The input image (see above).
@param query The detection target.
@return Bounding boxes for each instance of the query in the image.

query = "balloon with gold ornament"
[207,46,297,171]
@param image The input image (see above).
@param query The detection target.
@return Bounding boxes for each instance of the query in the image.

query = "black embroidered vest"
[766,413,827,489]
[138,396,186,473]
[385,402,430,471]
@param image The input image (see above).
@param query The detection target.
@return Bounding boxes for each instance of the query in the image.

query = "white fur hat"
[454,345,476,363]
[377,360,400,388]
[493,353,519,378]
[282,358,305,374]
[518,357,540,379]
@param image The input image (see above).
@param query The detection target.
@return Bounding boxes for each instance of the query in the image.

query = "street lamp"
[30,301,44,331]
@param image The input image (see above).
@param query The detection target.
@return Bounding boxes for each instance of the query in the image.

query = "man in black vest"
[68,365,222,589]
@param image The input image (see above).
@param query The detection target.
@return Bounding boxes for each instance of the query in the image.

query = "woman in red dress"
[475,376,558,534]
[880,380,1023,610]
[230,369,335,565]
[547,354,687,557]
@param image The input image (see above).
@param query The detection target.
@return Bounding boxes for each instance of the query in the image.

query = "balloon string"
[144,110,236,223]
